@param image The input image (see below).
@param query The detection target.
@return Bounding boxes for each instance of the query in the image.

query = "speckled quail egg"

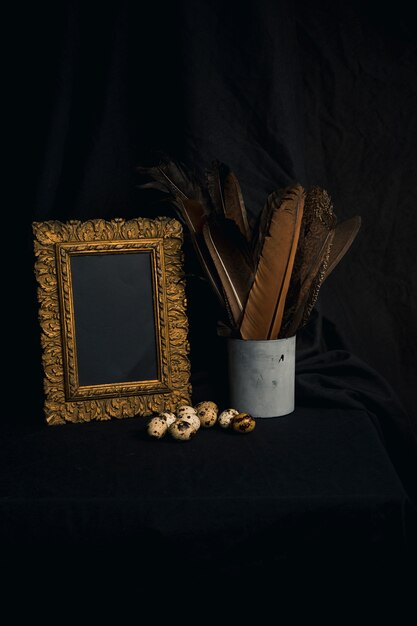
[177,404,198,419]
[176,405,200,430]
[231,412,256,434]
[195,400,218,413]
[158,411,177,427]
[194,401,218,428]
[147,416,168,439]
[169,419,197,441]
[179,412,201,431]
[218,408,239,429]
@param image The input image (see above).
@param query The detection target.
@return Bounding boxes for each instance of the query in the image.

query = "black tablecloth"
[2,310,416,609]
[1,405,415,575]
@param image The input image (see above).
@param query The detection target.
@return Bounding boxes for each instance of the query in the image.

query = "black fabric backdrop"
[13,0,417,536]
[3,1,417,608]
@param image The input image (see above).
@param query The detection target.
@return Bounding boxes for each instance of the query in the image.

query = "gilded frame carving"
[33,217,191,425]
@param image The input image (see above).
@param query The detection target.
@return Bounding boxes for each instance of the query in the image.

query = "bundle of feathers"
[138,159,361,340]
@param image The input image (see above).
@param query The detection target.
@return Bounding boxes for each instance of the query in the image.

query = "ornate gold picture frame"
[33,217,191,425]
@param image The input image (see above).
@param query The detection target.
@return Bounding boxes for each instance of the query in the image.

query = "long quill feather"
[251,188,286,267]
[137,160,210,209]
[203,216,254,328]
[288,215,361,334]
[205,160,227,217]
[206,161,251,241]
[289,190,361,332]
[240,185,305,340]
[281,228,335,337]
[292,187,337,332]
[324,215,361,279]
[138,160,223,304]
[279,186,338,337]
[223,171,251,241]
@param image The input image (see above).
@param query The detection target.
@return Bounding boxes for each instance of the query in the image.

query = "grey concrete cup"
[227,336,296,418]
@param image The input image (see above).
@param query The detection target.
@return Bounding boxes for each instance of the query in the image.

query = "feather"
[297,186,337,330]
[279,186,337,338]
[284,215,361,335]
[324,215,361,279]
[251,188,286,267]
[203,216,254,328]
[138,160,223,305]
[137,159,210,210]
[205,160,228,216]
[306,186,337,230]
[179,200,226,306]
[294,191,361,332]
[223,171,251,241]
[137,160,207,235]
[240,184,305,340]
[206,161,251,241]
[280,229,335,338]
[292,186,337,332]
[139,160,361,339]
[300,242,333,329]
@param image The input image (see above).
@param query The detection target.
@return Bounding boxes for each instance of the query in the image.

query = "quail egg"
[179,412,201,431]
[195,400,218,413]
[218,408,239,429]
[169,419,197,441]
[176,405,200,430]
[177,405,197,418]
[147,416,168,439]
[158,411,177,427]
[194,401,218,428]
[231,412,256,434]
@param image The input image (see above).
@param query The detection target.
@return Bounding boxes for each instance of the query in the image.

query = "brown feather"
[305,186,337,229]
[203,216,254,328]
[137,159,210,209]
[205,160,227,216]
[177,199,225,306]
[222,171,251,241]
[290,215,361,334]
[240,185,305,340]
[138,160,224,304]
[324,215,361,279]
[280,186,338,337]
[251,188,286,267]
[295,190,361,331]
[300,243,333,329]
[206,161,251,241]
[177,198,205,235]
[280,229,335,337]
[294,186,337,331]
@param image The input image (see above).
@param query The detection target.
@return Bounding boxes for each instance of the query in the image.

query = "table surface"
[1,406,415,574]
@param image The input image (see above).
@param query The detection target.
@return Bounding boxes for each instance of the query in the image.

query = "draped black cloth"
[8,0,417,601]
[24,0,417,418]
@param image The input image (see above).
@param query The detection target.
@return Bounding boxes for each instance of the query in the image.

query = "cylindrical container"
[227,336,296,418]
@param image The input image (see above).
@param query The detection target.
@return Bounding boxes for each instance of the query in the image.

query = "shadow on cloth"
[295,306,417,507]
